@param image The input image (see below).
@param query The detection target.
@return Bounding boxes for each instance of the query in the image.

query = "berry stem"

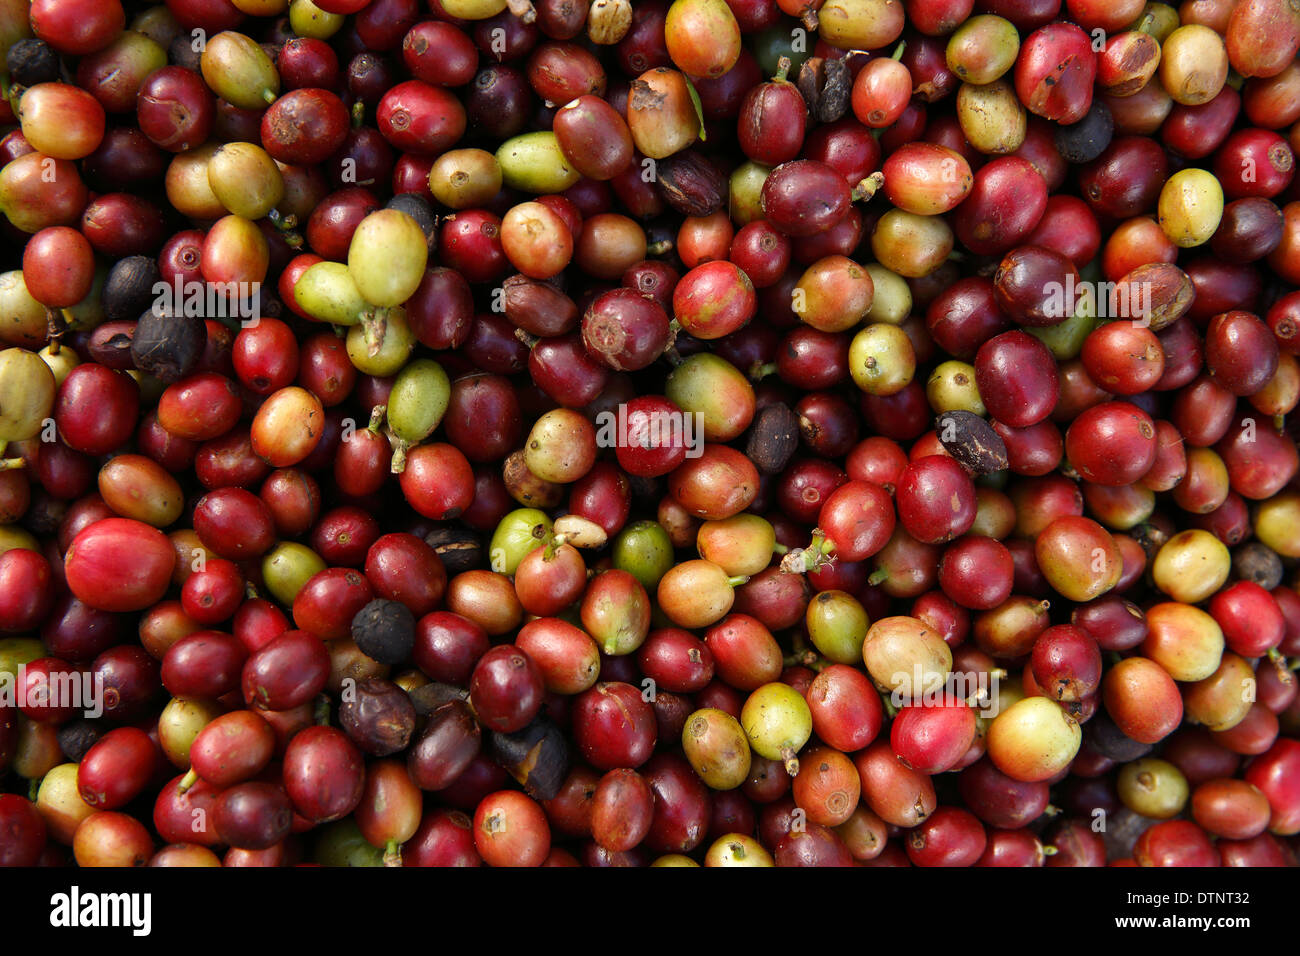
[851,171,885,202]
[780,746,800,778]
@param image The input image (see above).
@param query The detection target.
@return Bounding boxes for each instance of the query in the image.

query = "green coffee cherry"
[294,262,369,326]
[741,682,813,776]
[348,209,429,309]
[612,520,674,591]
[313,819,386,866]
[200,32,280,110]
[345,309,415,377]
[496,132,581,194]
[926,360,985,415]
[387,359,451,469]
[489,508,554,576]
[805,590,870,665]
[849,323,916,396]
[288,0,345,39]
[261,542,326,607]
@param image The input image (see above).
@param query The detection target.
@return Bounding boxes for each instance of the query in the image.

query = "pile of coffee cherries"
[1,0,1299,868]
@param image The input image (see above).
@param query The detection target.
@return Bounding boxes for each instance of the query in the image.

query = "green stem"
[774,55,792,84]
[368,404,387,433]
[851,171,885,202]
[726,575,750,589]
[780,746,800,778]
[383,840,402,867]
[890,41,906,61]
[543,532,570,561]
[779,532,836,574]
[268,208,297,232]
[389,437,410,474]
[813,531,834,557]
[177,768,199,794]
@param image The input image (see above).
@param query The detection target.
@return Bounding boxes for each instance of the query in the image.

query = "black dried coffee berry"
[489,716,571,801]
[936,410,1009,475]
[6,39,60,88]
[1232,541,1284,591]
[1054,101,1113,164]
[386,192,439,251]
[746,402,801,475]
[351,598,416,665]
[1085,712,1153,763]
[130,309,206,384]
[103,256,162,323]
[57,719,103,763]
[424,526,484,575]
